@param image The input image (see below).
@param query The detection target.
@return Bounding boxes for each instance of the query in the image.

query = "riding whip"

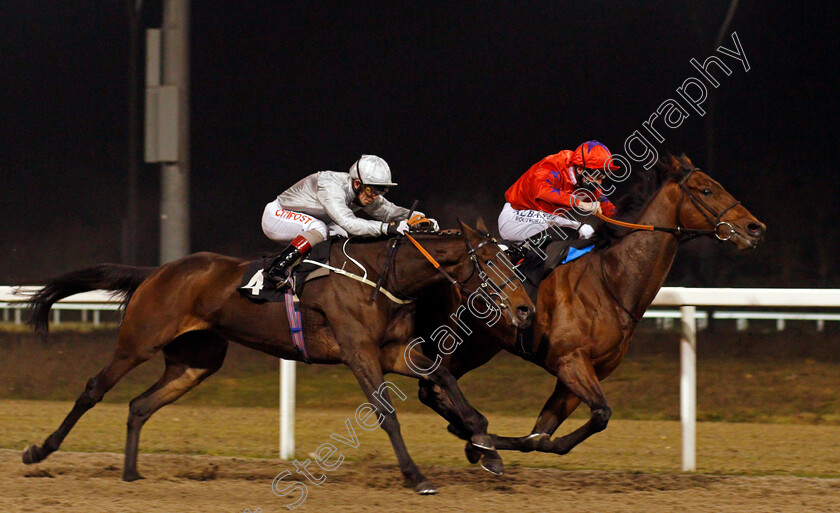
[370,199,419,302]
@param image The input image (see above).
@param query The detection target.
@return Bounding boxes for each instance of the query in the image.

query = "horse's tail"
[27,264,157,336]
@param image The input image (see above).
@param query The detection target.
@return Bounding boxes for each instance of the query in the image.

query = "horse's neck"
[393,237,469,296]
[606,182,682,316]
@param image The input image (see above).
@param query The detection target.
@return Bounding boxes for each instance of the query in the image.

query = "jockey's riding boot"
[504,230,553,266]
[516,227,580,285]
[264,236,312,290]
[524,226,579,254]
[504,244,529,266]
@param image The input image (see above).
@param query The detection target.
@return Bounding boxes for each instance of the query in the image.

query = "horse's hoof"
[22,445,42,465]
[479,454,505,476]
[122,471,144,482]
[470,433,494,451]
[464,442,482,464]
[414,480,438,495]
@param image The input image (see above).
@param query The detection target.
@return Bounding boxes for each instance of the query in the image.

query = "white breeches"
[497,202,593,241]
[261,199,346,243]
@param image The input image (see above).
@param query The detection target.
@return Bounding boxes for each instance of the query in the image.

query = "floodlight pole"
[159,0,190,263]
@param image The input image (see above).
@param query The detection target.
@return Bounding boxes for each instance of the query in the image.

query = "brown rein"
[593,169,739,241]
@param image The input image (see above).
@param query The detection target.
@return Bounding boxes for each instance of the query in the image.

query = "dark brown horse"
[415,154,766,466]
[22,221,534,494]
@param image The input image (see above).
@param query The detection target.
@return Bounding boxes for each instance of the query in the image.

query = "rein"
[594,169,739,242]
[389,232,513,312]
[405,233,459,286]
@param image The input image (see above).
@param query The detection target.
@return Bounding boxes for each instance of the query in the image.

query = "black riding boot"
[508,226,577,263]
[516,227,580,285]
[264,236,311,289]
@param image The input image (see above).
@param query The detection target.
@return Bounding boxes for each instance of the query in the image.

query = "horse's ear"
[457,218,473,236]
[678,153,694,168]
[665,151,680,170]
[475,217,488,234]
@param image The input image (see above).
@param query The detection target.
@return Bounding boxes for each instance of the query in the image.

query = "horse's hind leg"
[122,331,227,481]
[22,346,150,465]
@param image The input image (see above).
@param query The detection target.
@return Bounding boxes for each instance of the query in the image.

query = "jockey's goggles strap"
[354,161,388,197]
[404,234,458,286]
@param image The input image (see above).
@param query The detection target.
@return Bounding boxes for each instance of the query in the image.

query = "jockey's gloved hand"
[409,217,440,232]
[598,196,617,217]
[385,220,411,235]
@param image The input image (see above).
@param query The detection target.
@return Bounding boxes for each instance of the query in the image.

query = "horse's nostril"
[747,223,764,237]
[516,305,533,320]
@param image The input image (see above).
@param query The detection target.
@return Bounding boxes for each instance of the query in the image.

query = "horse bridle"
[463,237,520,314]
[672,168,741,241]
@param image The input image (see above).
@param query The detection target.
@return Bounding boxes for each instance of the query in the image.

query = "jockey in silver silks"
[261,154,439,288]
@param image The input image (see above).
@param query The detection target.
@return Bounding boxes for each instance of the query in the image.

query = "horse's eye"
[702,188,713,196]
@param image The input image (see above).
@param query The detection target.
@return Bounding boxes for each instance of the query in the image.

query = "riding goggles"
[361,184,388,197]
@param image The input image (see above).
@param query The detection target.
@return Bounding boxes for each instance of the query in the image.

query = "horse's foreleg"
[384,345,504,475]
[23,348,147,465]
[417,378,490,466]
[343,347,437,495]
[492,379,582,452]
[122,332,227,481]
[417,379,472,440]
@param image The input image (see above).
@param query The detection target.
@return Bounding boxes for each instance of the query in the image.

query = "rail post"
[680,305,697,471]
[280,359,295,460]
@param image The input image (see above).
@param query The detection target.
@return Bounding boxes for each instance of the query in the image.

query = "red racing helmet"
[571,140,620,172]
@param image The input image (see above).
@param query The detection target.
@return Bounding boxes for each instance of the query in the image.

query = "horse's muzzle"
[515,305,534,329]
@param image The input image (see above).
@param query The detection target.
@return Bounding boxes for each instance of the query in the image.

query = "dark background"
[1,1,837,286]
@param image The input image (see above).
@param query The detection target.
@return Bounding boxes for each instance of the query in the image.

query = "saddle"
[237,238,334,303]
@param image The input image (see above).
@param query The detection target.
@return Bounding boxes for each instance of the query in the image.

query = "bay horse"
[415,154,765,466]
[21,221,534,494]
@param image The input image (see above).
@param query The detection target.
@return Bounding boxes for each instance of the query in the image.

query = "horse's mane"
[592,153,693,248]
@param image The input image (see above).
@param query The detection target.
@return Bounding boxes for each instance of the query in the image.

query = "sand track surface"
[3,449,840,513]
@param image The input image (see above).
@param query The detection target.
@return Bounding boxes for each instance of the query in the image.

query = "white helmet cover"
[348,154,397,187]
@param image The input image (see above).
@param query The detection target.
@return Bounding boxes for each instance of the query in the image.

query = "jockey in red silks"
[498,140,618,251]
